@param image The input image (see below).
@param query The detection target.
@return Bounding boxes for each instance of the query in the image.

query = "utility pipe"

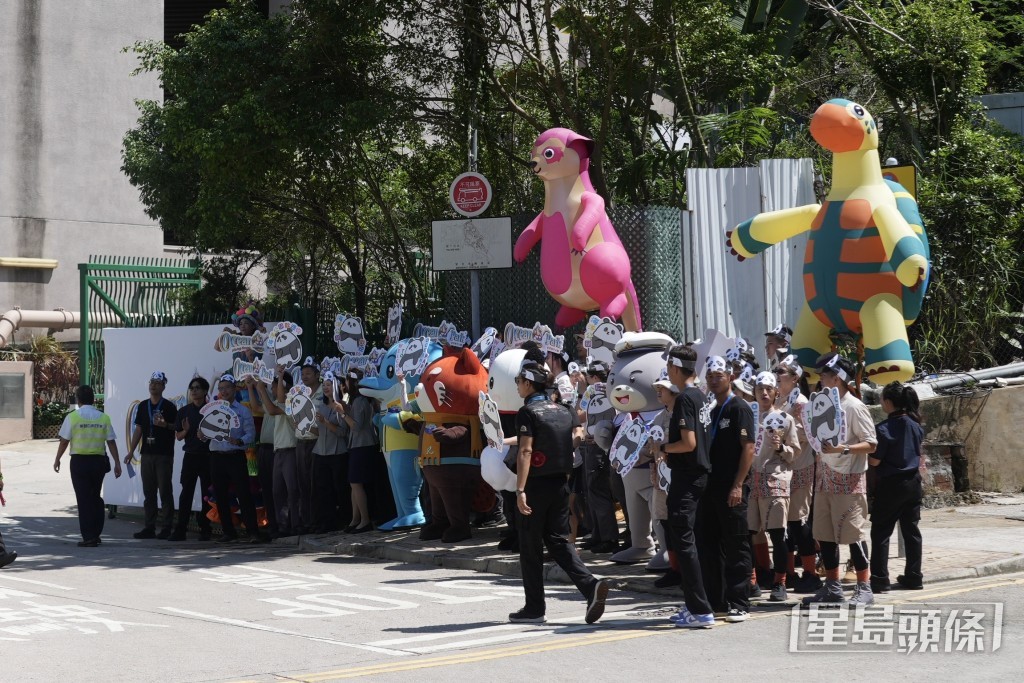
[0,307,124,349]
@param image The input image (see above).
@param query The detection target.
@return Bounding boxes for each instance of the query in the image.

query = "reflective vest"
[68,410,111,455]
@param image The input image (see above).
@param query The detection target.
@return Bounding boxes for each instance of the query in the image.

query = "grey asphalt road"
[1,448,1020,682]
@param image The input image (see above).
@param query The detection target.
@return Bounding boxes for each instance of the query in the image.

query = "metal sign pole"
[469,125,481,340]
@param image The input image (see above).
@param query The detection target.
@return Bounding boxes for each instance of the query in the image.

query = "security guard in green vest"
[54,385,122,547]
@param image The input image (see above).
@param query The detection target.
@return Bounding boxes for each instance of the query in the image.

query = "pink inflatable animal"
[514,128,642,331]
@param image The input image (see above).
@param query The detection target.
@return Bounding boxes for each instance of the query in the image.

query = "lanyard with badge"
[709,395,733,443]
[147,398,164,445]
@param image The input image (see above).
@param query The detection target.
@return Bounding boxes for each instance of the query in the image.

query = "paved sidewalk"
[289,493,1024,596]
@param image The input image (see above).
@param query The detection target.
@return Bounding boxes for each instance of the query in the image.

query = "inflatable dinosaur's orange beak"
[810,102,864,153]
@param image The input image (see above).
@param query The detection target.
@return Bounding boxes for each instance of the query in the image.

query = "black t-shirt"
[175,402,210,455]
[667,386,711,474]
[708,395,755,489]
[134,398,179,456]
[516,393,579,477]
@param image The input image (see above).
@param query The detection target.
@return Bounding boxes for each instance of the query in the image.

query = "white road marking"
[0,575,75,591]
[160,607,413,657]
[232,565,357,587]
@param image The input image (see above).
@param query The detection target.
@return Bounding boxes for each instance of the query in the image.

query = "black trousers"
[518,475,598,615]
[70,455,110,541]
[175,450,212,533]
[256,444,278,534]
[211,451,260,537]
[698,483,752,611]
[666,470,713,615]
[296,439,316,528]
[313,452,350,532]
[583,443,618,543]
[141,452,175,531]
[870,471,923,583]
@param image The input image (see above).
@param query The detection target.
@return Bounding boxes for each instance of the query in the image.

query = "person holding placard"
[748,372,800,602]
[205,374,261,543]
[126,371,178,540]
[170,375,213,541]
[252,371,301,535]
[773,357,820,593]
[802,353,878,607]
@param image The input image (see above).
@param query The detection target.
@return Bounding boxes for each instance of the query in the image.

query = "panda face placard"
[583,383,616,437]
[608,416,650,477]
[198,400,240,442]
[478,391,504,449]
[385,303,403,346]
[755,409,788,455]
[264,322,304,369]
[334,314,367,355]
[395,337,432,378]
[657,459,672,492]
[583,315,624,366]
[285,385,318,439]
[801,387,846,453]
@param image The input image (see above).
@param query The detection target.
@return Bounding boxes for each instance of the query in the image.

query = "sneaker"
[167,531,187,542]
[749,583,762,598]
[801,579,844,606]
[198,531,213,542]
[496,536,519,552]
[794,573,823,593]
[674,610,715,629]
[769,583,788,602]
[156,528,173,540]
[897,574,924,590]
[215,535,238,544]
[653,570,681,589]
[77,539,99,547]
[585,578,611,624]
[0,551,17,568]
[508,608,546,624]
[848,582,874,606]
[668,607,691,623]
[133,528,156,540]
[725,608,749,623]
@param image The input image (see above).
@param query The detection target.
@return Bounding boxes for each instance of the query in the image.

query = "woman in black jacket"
[869,382,925,592]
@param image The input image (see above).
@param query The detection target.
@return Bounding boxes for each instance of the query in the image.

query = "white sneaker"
[725,608,749,623]
[848,582,875,606]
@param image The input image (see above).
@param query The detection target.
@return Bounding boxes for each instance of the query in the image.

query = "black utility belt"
[71,452,105,456]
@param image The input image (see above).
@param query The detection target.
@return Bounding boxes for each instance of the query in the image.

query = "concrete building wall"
[0,1,166,321]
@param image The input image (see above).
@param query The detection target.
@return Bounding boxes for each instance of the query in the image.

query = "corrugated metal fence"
[681,158,815,368]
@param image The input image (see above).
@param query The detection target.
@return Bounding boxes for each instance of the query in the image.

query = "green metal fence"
[79,256,203,390]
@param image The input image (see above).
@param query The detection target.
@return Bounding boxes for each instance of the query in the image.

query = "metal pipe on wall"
[0,307,123,349]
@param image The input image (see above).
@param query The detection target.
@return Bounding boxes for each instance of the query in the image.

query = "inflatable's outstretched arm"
[513,214,543,262]
[726,204,820,260]
[573,192,605,252]
[872,204,928,289]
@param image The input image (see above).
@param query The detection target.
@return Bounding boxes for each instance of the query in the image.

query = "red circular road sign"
[449,172,492,218]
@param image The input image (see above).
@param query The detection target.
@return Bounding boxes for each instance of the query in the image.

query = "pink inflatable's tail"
[623,279,642,331]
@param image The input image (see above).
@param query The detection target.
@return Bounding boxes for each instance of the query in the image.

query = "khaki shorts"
[788,485,813,523]
[748,496,789,532]
[812,491,868,544]
[652,485,668,521]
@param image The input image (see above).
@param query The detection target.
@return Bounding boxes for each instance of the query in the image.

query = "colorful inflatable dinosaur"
[514,128,643,331]
[727,99,930,383]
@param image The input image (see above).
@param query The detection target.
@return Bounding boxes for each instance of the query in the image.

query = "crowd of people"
[21,307,927,628]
